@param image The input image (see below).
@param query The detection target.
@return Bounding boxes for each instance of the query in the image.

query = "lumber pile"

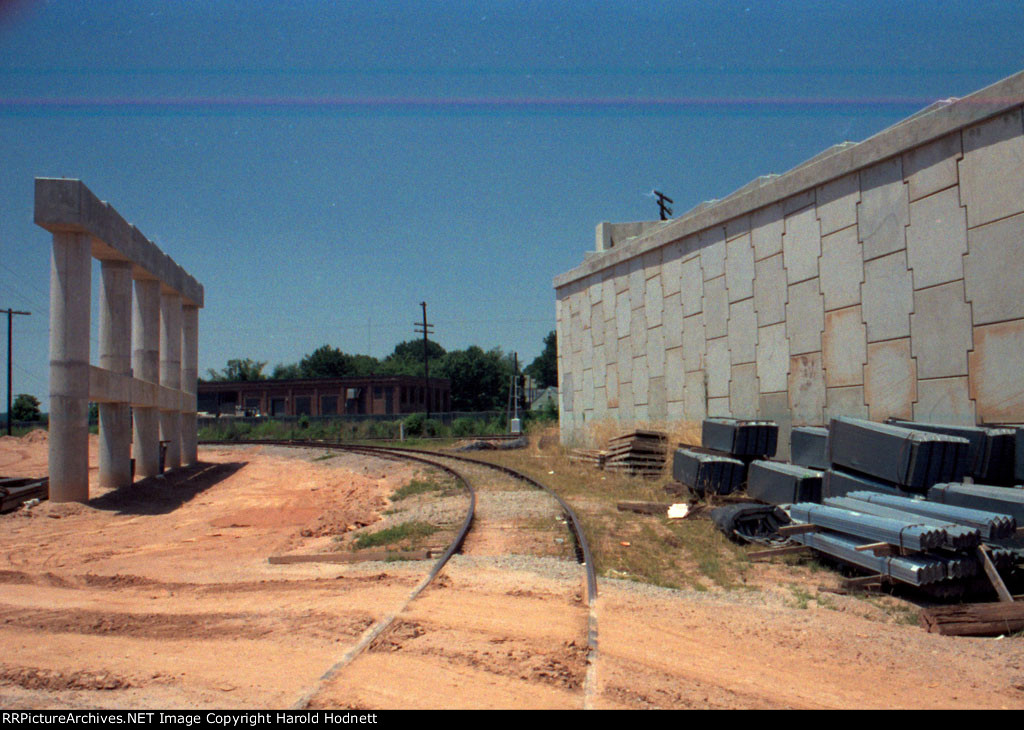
[0,477,48,512]
[568,448,607,468]
[603,430,667,478]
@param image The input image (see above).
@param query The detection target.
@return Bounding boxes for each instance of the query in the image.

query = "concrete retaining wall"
[553,70,1024,456]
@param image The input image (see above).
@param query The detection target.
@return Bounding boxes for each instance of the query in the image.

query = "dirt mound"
[21,428,48,444]
[0,664,130,691]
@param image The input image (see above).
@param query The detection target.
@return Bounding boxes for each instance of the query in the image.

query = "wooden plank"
[269,549,434,565]
[778,524,820,536]
[843,573,887,587]
[820,575,887,595]
[616,501,674,515]
[921,601,1024,636]
[748,544,810,560]
[854,541,892,553]
[977,545,1015,604]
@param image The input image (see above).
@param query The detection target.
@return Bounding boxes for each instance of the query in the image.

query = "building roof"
[198,374,449,391]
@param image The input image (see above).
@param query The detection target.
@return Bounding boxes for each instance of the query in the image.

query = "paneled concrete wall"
[554,70,1024,455]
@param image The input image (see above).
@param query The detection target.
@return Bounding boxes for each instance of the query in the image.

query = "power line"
[3,308,31,435]
[414,302,434,420]
[653,190,674,220]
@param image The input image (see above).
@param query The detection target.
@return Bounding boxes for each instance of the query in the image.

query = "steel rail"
[271,442,476,710]
[202,438,600,709]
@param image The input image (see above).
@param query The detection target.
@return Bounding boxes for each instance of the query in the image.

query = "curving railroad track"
[202,439,599,709]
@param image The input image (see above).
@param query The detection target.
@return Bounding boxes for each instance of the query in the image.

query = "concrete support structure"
[98,260,133,489]
[35,178,204,501]
[48,232,91,503]
[159,292,182,471]
[132,279,161,478]
[554,69,1024,454]
[181,305,199,466]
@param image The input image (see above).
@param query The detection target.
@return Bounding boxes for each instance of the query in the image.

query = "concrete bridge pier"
[181,304,199,466]
[98,260,133,488]
[133,278,161,478]
[48,232,92,502]
[159,291,182,471]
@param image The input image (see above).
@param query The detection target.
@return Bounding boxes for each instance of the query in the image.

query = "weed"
[816,592,838,610]
[353,521,440,550]
[391,478,446,501]
[788,584,815,610]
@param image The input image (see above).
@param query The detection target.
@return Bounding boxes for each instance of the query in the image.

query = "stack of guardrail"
[822,417,971,499]
[673,418,779,496]
[787,489,1019,588]
[790,426,830,470]
[701,418,779,460]
[0,477,48,512]
[747,460,823,504]
[928,483,1024,522]
[888,419,1017,485]
[672,448,746,496]
[829,417,972,491]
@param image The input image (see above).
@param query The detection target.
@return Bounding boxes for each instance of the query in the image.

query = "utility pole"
[654,190,674,221]
[414,302,434,419]
[4,308,31,436]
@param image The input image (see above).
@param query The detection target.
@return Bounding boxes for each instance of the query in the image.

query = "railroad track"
[201,439,599,709]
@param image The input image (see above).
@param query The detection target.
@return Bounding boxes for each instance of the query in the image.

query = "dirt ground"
[1,432,1023,709]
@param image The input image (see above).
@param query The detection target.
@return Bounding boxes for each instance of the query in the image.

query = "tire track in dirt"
[0,604,377,643]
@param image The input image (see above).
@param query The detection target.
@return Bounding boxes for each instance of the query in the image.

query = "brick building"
[198,375,450,417]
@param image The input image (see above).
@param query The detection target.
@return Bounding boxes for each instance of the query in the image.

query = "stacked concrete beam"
[555,68,1024,449]
[35,178,204,502]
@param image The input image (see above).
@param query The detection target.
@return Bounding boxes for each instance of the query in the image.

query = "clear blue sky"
[2,0,1022,411]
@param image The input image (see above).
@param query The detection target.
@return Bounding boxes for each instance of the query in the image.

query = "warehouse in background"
[198,375,451,418]
[553,69,1024,456]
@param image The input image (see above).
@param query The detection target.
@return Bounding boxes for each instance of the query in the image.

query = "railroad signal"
[654,190,674,221]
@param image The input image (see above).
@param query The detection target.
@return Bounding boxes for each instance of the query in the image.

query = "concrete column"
[160,291,182,470]
[180,304,199,466]
[48,232,91,502]
[132,278,161,478]
[98,260,133,488]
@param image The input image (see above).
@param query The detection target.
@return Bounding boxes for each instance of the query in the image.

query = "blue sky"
[1,0,1023,411]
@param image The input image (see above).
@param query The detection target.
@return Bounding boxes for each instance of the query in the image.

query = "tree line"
[202,332,557,413]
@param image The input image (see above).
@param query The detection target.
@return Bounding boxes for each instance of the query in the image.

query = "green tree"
[11,393,41,422]
[525,330,558,388]
[438,346,513,411]
[390,338,446,363]
[270,362,303,380]
[380,338,446,376]
[205,358,268,382]
[299,345,381,378]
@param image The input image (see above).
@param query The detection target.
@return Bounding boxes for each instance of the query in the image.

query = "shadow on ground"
[88,461,248,516]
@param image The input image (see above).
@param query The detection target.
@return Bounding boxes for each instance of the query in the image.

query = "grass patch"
[788,583,815,610]
[816,592,837,610]
[390,478,447,501]
[353,521,440,550]
[468,446,755,592]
